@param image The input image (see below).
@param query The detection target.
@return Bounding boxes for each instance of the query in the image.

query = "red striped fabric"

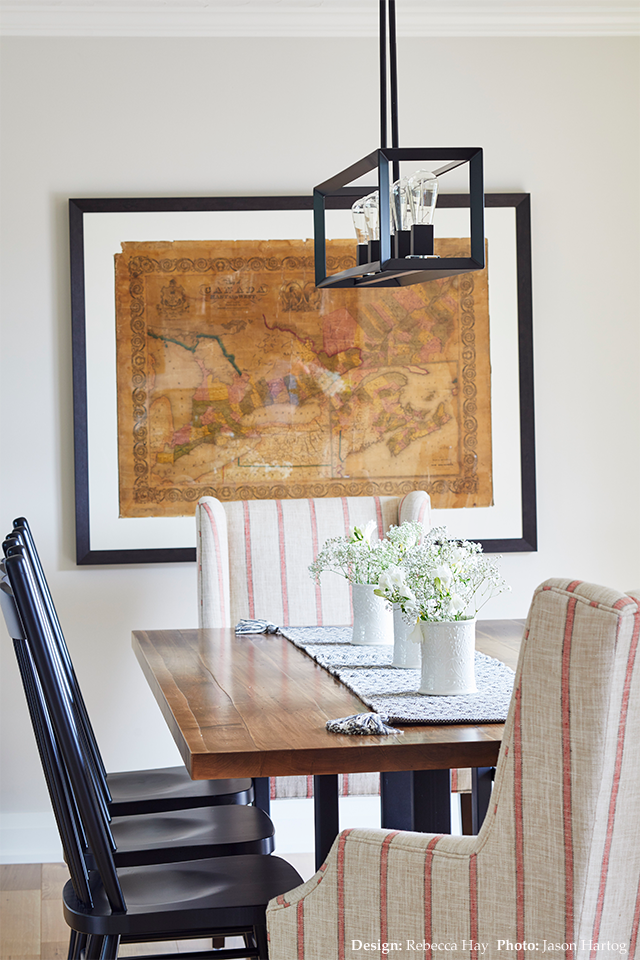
[561,597,577,956]
[297,900,305,959]
[341,497,350,532]
[341,498,353,622]
[201,500,227,626]
[566,580,582,593]
[590,607,640,957]
[469,853,478,957]
[379,831,399,946]
[423,835,442,955]
[337,829,353,960]
[513,683,525,953]
[417,496,429,525]
[630,871,640,958]
[308,498,323,625]
[613,595,636,609]
[374,496,384,538]
[242,501,255,619]
[276,500,289,624]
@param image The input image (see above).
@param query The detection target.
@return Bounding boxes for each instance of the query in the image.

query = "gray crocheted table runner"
[279,625,515,725]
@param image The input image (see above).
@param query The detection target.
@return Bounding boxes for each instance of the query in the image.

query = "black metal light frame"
[313,0,485,289]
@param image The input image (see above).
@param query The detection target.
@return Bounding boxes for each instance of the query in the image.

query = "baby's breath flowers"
[374,525,510,623]
[308,520,424,586]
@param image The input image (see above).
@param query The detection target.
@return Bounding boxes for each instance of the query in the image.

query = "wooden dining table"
[132,619,524,867]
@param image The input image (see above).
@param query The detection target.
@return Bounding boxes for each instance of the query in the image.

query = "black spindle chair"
[8,518,258,815]
[2,549,302,960]
[0,538,276,869]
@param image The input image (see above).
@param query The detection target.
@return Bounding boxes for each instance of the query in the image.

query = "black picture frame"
[69,193,536,565]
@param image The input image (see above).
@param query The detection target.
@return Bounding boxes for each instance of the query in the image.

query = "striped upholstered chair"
[266,580,640,957]
[196,492,434,801]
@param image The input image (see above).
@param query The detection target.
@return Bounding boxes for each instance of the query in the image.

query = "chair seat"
[106,767,253,816]
[63,855,303,940]
[85,804,274,869]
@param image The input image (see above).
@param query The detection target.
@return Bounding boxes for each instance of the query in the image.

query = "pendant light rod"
[379,0,387,149]
[388,0,401,181]
[379,1,401,180]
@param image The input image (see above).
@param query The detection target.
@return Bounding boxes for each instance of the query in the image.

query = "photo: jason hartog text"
[348,939,628,955]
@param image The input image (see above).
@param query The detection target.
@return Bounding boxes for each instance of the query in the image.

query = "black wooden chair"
[2,548,302,960]
[7,518,257,816]
[0,538,277,866]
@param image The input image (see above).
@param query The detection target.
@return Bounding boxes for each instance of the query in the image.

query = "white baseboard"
[0,811,63,864]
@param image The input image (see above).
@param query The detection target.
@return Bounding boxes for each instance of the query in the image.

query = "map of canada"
[115,238,492,517]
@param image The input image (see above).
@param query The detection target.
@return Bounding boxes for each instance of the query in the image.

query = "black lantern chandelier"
[313,0,485,289]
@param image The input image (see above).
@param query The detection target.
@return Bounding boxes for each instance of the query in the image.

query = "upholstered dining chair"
[266,579,640,958]
[196,492,431,631]
[196,492,432,803]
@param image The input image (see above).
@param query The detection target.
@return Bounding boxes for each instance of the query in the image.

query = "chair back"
[479,579,640,942]
[2,549,126,913]
[6,522,111,802]
[196,491,430,628]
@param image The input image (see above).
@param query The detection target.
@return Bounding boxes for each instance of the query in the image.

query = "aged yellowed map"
[114,238,492,517]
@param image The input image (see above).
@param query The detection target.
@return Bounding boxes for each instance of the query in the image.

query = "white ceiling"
[0,1,638,38]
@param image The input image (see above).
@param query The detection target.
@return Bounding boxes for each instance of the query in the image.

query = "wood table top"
[132,620,524,781]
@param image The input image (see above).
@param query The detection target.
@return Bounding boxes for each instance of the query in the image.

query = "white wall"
[1,36,638,860]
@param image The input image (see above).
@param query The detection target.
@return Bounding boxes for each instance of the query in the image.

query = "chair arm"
[267,828,478,960]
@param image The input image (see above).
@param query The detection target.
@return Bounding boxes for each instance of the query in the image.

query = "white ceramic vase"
[418,618,477,695]
[351,583,394,645]
[392,606,421,668]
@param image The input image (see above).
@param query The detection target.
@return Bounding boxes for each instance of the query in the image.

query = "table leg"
[471,766,494,834]
[253,777,271,815]
[381,770,451,834]
[313,774,339,870]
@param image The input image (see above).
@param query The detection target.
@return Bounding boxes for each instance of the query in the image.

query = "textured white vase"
[351,583,394,645]
[418,618,477,695]
[392,606,421,668]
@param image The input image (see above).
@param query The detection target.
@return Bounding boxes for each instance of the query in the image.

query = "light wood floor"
[0,860,247,958]
[0,855,315,960]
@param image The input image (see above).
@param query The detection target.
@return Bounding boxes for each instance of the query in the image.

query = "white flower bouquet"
[374,525,509,623]
[309,520,423,586]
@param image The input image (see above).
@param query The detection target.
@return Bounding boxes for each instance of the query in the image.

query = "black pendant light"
[313,0,485,289]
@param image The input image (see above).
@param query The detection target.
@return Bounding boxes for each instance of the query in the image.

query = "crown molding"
[1,1,638,38]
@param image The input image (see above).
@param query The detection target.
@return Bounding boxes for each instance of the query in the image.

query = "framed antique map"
[70,195,535,564]
[114,235,492,519]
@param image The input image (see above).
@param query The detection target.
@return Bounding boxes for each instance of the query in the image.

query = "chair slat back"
[13,517,111,792]
[1,574,93,906]
[6,523,111,807]
[3,538,114,838]
[5,549,126,913]
[2,540,115,840]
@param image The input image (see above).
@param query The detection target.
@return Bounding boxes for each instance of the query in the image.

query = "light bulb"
[390,177,412,233]
[363,192,380,241]
[407,169,439,226]
[351,197,368,245]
